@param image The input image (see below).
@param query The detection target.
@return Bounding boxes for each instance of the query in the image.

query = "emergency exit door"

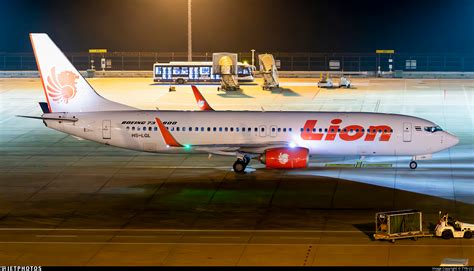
[403,122,412,142]
[102,120,111,139]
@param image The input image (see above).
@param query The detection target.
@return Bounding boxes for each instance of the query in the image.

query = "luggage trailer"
[373,210,433,243]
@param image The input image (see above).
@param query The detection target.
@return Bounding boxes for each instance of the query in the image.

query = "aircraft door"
[403,122,412,142]
[259,125,267,137]
[102,120,111,139]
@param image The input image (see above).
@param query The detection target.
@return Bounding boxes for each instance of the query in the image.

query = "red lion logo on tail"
[46,67,79,104]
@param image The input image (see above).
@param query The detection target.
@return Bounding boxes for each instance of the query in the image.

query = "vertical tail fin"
[191,85,214,111]
[30,33,134,112]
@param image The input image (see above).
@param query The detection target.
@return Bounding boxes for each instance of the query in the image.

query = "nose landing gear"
[409,161,418,169]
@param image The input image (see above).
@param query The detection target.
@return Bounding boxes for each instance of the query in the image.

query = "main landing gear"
[409,161,418,169]
[233,156,251,173]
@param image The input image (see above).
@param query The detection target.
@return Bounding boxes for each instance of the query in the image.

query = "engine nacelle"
[260,147,309,169]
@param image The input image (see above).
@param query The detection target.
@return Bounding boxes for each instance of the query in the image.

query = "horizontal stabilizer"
[16,115,78,122]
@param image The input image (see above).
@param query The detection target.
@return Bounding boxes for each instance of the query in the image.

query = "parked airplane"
[21,33,459,173]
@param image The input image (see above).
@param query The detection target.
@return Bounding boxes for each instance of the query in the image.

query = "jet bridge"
[212,53,240,91]
[258,54,279,90]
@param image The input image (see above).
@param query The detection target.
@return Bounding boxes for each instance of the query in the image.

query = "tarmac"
[0,77,473,266]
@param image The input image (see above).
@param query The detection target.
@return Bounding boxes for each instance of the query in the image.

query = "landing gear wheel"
[233,159,246,173]
[442,230,453,239]
[409,161,418,169]
[464,231,472,239]
[176,78,185,84]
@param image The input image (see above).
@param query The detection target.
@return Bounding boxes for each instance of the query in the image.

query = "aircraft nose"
[445,132,459,148]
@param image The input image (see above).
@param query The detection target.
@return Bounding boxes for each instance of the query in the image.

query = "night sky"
[1,0,473,53]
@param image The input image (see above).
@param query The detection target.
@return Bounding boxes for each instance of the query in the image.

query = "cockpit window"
[424,126,443,133]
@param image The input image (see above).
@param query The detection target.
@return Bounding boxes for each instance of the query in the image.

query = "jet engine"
[259,147,309,169]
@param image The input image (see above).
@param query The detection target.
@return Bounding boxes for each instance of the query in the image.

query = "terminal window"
[406,60,417,70]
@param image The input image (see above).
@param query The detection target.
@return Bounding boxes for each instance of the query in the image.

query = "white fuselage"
[43,111,459,157]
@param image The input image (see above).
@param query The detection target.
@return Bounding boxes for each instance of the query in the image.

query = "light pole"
[251,49,255,67]
[187,0,192,61]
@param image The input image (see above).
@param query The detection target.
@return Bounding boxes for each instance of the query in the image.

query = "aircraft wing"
[155,117,290,156]
[194,141,290,156]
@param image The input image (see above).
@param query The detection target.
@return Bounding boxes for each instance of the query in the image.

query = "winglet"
[191,85,214,111]
[155,117,183,147]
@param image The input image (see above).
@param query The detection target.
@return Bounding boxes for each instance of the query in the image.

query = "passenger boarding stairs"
[219,74,239,91]
[212,53,240,91]
[258,54,279,90]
